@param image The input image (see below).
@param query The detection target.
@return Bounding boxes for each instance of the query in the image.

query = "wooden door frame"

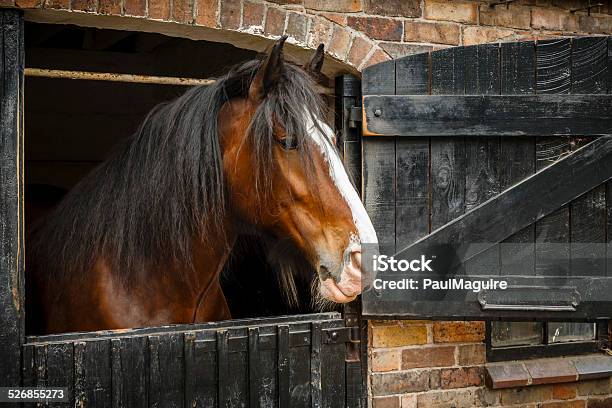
[0,8,25,387]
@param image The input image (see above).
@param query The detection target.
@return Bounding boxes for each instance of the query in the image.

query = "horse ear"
[304,44,324,77]
[249,35,287,101]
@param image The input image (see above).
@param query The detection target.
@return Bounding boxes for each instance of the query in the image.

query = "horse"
[26,37,378,334]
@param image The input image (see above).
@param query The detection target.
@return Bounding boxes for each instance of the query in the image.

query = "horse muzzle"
[319,247,369,303]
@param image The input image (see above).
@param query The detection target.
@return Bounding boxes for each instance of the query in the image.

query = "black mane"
[28,57,328,287]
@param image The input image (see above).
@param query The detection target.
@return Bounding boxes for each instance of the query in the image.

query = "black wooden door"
[22,313,359,407]
[361,37,612,321]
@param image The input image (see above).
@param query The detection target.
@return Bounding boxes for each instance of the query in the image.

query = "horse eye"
[277,137,299,150]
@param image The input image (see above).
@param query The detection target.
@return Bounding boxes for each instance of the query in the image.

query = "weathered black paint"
[0,9,24,387]
[361,37,612,321]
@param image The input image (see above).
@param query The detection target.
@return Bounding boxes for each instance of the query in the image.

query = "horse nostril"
[319,265,332,281]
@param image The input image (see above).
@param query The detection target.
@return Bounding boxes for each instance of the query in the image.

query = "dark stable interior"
[24,22,318,331]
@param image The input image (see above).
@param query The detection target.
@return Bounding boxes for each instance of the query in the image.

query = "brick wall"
[369,320,612,408]
[5,0,612,71]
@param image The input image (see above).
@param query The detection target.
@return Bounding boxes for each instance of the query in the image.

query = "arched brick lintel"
[18,0,392,75]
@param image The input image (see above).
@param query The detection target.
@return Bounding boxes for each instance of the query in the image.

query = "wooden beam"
[395,136,612,270]
[0,9,25,386]
[25,68,215,86]
[363,94,612,137]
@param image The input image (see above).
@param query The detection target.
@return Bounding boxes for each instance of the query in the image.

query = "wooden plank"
[278,325,290,408]
[21,345,37,408]
[395,53,429,248]
[362,94,612,137]
[570,37,608,277]
[320,326,345,408]
[217,330,230,408]
[185,332,217,408]
[111,336,147,408]
[464,43,501,276]
[535,38,571,277]
[431,46,466,231]
[395,136,612,270]
[248,328,261,408]
[362,56,396,254]
[362,59,395,95]
[395,52,429,95]
[27,312,342,343]
[362,138,396,255]
[310,322,322,408]
[74,340,111,408]
[499,40,536,277]
[0,9,24,387]
[46,343,74,408]
[148,333,184,408]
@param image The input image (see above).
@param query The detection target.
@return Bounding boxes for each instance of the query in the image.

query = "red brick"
[242,1,265,28]
[327,24,351,60]
[267,0,301,4]
[379,42,432,59]
[149,0,171,20]
[402,346,455,369]
[541,401,586,408]
[404,20,460,45]
[479,3,531,29]
[97,0,121,14]
[457,343,485,365]
[318,12,346,26]
[371,370,430,396]
[195,0,218,26]
[44,0,69,9]
[371,348,400,372]
[400,394,417,408]
[500,385,554,405]
[424,0,478,24]
[0,0,15,6]
[462,26,516,46]
[347,16,403,41]
[577,378,612,396]
[172,0,193,23]
[531,7,580,32]
[15,0,41,7]
[124,0,145,16]
[433,321,485,343]
[578,14,612,34]
[372,323,428,347]
[307,16,332,48]
[363,0,420,18]
[554,383,578,400]
[440,366,483,389]
[264,7,287,37]
[71,0,96,12]
[220,0,240,29]
[372,396,400,408]
[347,36,373,68]
[286,13,308,43]
[416,388,483,407]
[304,0,360,13]
[588,397,612,408]
[361,48,391,69]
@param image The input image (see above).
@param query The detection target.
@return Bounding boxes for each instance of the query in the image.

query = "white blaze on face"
[305,114,378,248]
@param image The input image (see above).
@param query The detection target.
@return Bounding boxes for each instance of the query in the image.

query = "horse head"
[219,37,378,305]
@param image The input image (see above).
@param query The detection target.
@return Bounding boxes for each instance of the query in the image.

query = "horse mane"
[28,56,329,290]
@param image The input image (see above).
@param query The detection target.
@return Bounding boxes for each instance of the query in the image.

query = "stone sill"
[485,353,612,389]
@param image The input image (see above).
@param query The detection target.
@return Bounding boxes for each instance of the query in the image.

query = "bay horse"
[26,37,378,334]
